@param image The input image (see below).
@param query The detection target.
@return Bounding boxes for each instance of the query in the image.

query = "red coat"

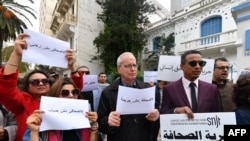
[0,68,83,141]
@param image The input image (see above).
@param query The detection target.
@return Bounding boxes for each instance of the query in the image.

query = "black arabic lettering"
[48,109,59,112]
[120,97,131,103]
[68,109,84,113]
[163,130,174,139]
[206,132,217,140]
[217,135,224,141]
[202,70,212,75]
[141,98,153,102]
[159,64,166,71]
[89,81,95,85]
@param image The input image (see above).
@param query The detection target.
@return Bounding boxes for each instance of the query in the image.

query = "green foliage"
[0,0,37,67]
[94,0,156,75]
[136,69,144,81]
[106,67,143,83]
[144,32,175,70]
[2,46,30,73]
[160,32,175,55]
[34,64,53,74]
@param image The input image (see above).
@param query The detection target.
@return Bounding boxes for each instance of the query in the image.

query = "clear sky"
[21,0,40,32]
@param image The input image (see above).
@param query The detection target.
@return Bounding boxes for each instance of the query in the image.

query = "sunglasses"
[61,89,80,97]
[29,79,50,86]
[79,71,90,75]
[215,66,229,70]
[188,60,207,67]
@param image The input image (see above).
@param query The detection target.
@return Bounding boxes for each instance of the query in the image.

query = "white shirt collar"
[182,77,199,88]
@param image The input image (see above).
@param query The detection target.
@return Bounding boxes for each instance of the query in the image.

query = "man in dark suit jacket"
[160,50,222,119]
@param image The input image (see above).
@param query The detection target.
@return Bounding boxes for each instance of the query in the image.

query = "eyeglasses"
[61,89,80,97]
[215,66,229,70]
[123,64,138,68]
[29,79,50,86]
[79,71,90,75]
[188,60,206,67]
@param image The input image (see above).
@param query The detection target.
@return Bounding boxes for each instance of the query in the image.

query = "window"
[153,37,161,50]
[201,16,222,44]
[246,29,250,50]
[71,3,75,15]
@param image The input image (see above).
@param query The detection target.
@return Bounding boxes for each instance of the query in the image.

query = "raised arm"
[4,34,29,75]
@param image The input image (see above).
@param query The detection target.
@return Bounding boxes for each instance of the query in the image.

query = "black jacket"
[97,78,159,141]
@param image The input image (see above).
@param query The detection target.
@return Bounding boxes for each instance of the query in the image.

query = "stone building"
[39,0,104,76]
[143,0,250,81]
[39,0,250,81]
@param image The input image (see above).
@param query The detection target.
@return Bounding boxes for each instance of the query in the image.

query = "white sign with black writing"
[157,55,214,83]
[81,75,98,92]
[22,29,70,68]
[40,96,90,131]
[160,112,236,141]
[116,86,155,115]
[144,71,157,83]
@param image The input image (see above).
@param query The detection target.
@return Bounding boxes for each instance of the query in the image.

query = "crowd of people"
[0,33,249,141]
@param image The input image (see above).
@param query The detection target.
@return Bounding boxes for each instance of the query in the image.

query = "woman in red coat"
[0,33,83,141]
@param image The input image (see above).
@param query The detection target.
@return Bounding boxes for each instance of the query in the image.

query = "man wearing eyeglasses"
[212,57,236,112]
[97,52,159,141]
[160,50,222,119]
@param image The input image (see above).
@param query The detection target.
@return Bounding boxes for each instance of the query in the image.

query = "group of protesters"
[0,33,250,141]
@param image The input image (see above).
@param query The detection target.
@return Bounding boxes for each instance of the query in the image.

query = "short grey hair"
[117,52,135,66]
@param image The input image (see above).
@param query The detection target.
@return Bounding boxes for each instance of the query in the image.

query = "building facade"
[39,0,250,80]
[39,0,104,76]
[143,0,250,81]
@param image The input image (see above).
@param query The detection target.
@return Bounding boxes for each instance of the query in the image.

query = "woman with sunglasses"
[25,77,98,141]
[0,33,83,141]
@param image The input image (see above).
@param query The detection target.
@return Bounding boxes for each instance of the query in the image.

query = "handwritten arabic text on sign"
[144,71,157,83]
[22,29,70,68]
[157,56,214,83]
[81,75,98,92]
[116,86,155,115]
[40,96,90,131]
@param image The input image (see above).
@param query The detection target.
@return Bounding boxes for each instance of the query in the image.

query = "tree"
[0,0,37,67]
[2,46,30,72]
[144,32,175,69]
[34,64,52,74]
[158,32,175,55]
[93,0,156,80]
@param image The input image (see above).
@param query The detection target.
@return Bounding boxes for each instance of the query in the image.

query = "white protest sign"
[160,112,236,141]
[81,75,98,92]
[144,71,157,83]
[22,29,70,68]
[40,96,90,131]
[157,55,214,83]
[116,86,155,115]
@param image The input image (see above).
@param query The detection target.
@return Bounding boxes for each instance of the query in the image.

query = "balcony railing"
[50,13,76,34]
[50,16,61,33]
[57,0,74,16]
[180,29,237,52]
[200,0,219,7]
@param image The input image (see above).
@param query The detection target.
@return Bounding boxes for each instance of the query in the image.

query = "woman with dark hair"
[0,33,83,141]
[233,72,250,125]
[25,77,98,141]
